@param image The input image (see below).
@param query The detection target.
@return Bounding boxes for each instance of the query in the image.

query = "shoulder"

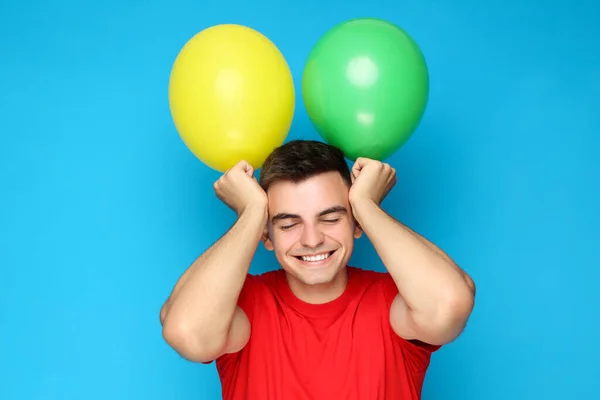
[349,267,442,356]
[239,269,283,301]
[347,266,388,279]
[344,266,400,310]
[232,269,280,321]
[348,266,395,292]
[245,269,281,288]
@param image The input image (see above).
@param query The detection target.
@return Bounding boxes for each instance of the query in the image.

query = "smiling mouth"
[294,250,336,263]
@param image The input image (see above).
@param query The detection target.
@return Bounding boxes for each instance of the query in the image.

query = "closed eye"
[322,218,339,223]
[280,223,297,231]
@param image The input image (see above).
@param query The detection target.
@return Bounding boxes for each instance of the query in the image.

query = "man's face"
[262,171,362,292]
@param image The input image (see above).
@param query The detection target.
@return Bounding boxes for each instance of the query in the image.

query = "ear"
[262,225,274,251]
[353,219,363,239]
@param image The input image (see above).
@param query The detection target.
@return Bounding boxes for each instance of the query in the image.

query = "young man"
[160,140,476,399]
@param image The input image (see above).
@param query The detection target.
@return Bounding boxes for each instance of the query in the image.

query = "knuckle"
[236,160,248,169]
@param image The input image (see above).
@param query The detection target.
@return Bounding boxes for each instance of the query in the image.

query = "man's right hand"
[213,160,268,216]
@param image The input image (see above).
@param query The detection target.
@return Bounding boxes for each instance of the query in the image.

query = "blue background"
[1,0,599,399]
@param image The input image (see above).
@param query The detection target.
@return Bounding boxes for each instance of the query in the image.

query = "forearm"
[353,200,474,318]
[161,205,267,353]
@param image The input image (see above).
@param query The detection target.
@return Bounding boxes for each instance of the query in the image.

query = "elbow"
[447,277,476,322]
[161,318,225,363]
[403,276,476,346]
[422,284,475,345]
[464,273,476,297]
[447,273,476,319]
[438,286,476,342]
[449,288,475,323]
[160,302,169,326]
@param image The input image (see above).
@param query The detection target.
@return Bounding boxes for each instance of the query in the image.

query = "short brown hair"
[259,140,352,191]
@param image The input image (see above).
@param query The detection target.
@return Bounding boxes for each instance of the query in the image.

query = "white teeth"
[301,252,330,262]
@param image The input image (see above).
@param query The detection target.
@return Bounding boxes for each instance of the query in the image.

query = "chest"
[258,302,386,365]
[241,298,402,398]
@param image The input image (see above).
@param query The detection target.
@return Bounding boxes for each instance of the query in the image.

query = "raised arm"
[160,161,268,363]
[349,158,476,346]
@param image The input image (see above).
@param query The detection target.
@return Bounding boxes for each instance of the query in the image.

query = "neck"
[285,268,348,304]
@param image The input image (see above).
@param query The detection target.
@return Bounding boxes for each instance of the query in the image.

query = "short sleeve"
[237,273,256,322]
[201,274,257,366]
[379,273,442,357]
[380,272,400,308]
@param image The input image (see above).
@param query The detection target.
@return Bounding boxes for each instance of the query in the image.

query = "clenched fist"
[349,157,397,207]
[213,160,268,216]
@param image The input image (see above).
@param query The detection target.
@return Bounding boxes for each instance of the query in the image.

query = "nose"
[300,223,324,249]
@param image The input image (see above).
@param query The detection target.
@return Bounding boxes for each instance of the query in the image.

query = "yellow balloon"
[168,24,295,172]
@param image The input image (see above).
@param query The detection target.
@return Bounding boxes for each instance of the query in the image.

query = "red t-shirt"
[214,266,440,399]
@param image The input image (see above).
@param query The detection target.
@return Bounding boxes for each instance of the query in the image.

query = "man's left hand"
[349,157,397,207]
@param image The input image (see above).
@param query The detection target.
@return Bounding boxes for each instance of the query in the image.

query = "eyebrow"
[271,205,348,223]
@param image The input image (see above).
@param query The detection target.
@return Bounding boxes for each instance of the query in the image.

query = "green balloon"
[302,18,429,161]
